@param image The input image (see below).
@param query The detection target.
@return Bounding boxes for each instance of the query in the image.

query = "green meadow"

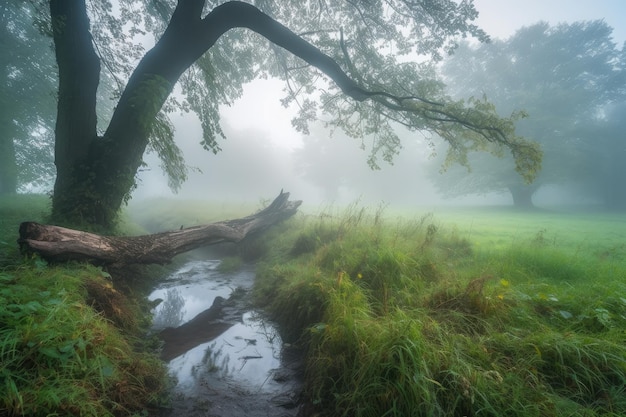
[431,206,626,259]
[254,203,626,417]
[1,194,625,416]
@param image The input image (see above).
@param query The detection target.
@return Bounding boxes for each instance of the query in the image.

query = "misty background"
[8,1,625,210]
[129,1,626,210]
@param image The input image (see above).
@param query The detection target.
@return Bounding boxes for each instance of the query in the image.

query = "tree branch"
[203,2,523,152]
[106,0,531,175]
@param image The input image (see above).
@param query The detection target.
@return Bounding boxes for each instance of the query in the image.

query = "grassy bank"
[5,194,625,416]
[0,195,168,416]
[254,204,626,416]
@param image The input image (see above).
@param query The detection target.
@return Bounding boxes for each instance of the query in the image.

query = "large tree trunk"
[508,184,537,209]
[49,1,101,225]
[20,191,300,266]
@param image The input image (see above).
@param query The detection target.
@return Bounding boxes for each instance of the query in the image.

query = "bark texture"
[49,0,101,223]
[19,191,300,265]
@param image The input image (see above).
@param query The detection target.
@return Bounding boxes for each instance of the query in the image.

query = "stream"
[149,258,304,416]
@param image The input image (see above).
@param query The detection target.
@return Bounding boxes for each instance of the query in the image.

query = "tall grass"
[255,205,626,417]
[0,261,168,416]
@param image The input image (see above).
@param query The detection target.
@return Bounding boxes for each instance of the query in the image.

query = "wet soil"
[150,260,304,417]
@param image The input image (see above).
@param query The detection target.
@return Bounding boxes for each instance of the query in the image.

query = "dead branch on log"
[18,191,301,266]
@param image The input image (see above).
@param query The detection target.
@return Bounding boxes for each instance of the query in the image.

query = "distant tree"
[431,21,624,208]
[581,102,626,209]
[293,124,363,201]
[0,2,56,194]
[294,123,431,203]
[44,0,540,229]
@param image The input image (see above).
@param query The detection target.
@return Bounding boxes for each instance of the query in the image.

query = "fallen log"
[18,191,301,266]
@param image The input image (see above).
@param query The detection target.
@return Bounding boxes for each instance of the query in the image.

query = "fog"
[9,1,624,213]
[132,85,492,209]
[128,0,626,211]
[130,102,593,210]
[130,78,593,210]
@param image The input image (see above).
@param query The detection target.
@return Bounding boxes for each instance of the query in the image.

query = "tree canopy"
[432,20,625,207]
[41,0,541,228]
[0,2,56,194]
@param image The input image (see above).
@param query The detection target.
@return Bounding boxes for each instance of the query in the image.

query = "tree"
[294,122,433,204]
[0,2,56,194]
[581,101,626,209]
[432,21,624,208]
[46,0,541,229]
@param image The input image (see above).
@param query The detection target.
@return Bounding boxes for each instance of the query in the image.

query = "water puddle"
[149,259,302,416]
[168,311,282,388]
[150,260,245,329]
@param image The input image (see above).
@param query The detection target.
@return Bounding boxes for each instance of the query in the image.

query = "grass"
[425,206,626,261]
[4,194,626,416]
[0,194,51,266]
[254,204,626,417]
[0,195,168,416]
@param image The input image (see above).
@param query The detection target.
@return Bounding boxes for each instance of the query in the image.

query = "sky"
[473,0,626,45]
[132,1,625,207]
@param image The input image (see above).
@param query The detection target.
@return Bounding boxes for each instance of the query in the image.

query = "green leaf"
[558,310,573,319]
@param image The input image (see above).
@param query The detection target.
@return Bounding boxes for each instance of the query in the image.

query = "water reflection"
[169,311,283,391]
[150,260,234,323]
[201,341,232,379]
[149,259,285,393]
[152,288,186,329]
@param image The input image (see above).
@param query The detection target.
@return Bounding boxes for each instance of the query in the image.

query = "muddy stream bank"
[149,259,304,416]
